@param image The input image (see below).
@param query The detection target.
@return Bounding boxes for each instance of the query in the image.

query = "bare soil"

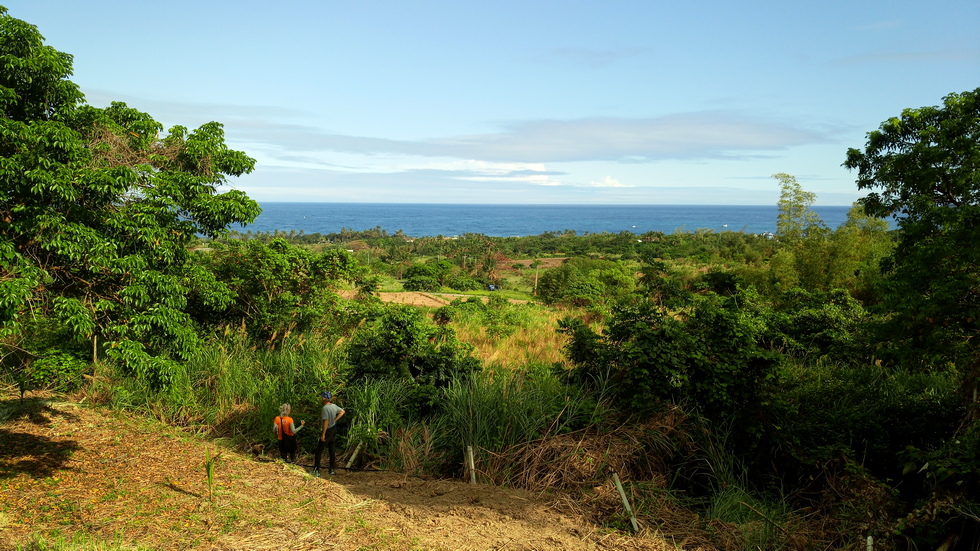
[338,291,529,308]
[0,394,683,551]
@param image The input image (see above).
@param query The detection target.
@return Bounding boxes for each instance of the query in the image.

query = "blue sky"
[6,1,979,205]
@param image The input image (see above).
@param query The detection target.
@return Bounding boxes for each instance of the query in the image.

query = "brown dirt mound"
[0,394,687,550]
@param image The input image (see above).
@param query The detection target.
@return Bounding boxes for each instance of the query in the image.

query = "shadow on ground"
[0,396,80,480]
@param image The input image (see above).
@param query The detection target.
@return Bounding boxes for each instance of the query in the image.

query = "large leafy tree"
[845,89,980,545]
[0,7,260,387]
[845,89,980,378]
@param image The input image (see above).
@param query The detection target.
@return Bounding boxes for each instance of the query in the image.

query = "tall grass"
[342,377,418,468]
[84,327,344,452]
[433,366,595,482]
[448,301,573,367]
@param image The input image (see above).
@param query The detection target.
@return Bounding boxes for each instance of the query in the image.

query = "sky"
[5,1,979,205]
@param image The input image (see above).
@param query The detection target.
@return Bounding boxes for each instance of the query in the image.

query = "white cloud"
[79,89,834,169]
[586,176,630,188]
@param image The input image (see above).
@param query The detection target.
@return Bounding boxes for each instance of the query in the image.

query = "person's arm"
[320,418,328,441]
[291,420,305,433]
[272,419,279,435]
[335,409,345,423]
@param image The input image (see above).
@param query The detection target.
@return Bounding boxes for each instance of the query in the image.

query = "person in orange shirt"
[273,403,305,463]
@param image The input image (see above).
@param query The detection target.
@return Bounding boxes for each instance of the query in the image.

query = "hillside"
[0,392,684,551]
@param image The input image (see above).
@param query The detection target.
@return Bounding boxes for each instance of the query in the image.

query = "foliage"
[17,352,87,396]
[768,361,963,484]
[345,305,481,414]
[342,377,420,467]
[433,366,595,478]
[846,88,980,374]
[1,315,89,396]
[85,327,343,453]
[434,295,529,339]
[536,257,634,306]
[561,291,782,443]
[774,172,826,241]
[844,89,980,547]
[769,287,872,362]
[187,238,363,344]
[0,8,260,388]
[403,275,441,292]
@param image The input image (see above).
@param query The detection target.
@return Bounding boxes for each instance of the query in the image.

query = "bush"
[403,275,441,292]
[14,352,89,396]
[561,292,782,444]
[345,305,481,415]
[446,276,482,291]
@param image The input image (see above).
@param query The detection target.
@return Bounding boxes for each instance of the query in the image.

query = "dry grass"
[498,406,693,492]
[1,392,681,551]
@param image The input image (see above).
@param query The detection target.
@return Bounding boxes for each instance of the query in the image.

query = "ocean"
[238,203,867,238]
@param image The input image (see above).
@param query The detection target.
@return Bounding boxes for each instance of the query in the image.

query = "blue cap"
[320,391,332,400]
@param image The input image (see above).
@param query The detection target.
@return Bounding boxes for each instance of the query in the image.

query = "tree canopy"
[845,88,980,376]
[0,7,261,386]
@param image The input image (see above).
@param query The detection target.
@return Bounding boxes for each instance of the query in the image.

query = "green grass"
[15,533,156,551]
[84,328,344,454]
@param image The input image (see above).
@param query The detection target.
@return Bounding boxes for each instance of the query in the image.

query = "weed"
[204,448,221,502]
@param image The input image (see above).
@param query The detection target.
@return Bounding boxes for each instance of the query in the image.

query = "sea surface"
[238,203,868,238]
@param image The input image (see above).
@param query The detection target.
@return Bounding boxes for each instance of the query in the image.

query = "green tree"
[0,8,260,387]
[770,173,838,294]
[844,88,980,547]
[774,172,826,241]
[188,238,363,344]
[346,306,480,386]
[845,89,980,376]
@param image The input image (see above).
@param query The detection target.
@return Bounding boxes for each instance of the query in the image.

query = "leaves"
[0,10,260,386]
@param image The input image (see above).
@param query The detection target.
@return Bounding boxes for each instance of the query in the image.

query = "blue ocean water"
[239,203,863,238]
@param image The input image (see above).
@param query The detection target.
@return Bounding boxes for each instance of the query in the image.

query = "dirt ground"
[0,394,683,551]
[338,291,528,308]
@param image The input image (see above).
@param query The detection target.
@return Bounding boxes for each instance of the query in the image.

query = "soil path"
[0,395,677,550]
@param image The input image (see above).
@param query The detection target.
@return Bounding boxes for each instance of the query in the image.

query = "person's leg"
[326,426,337,473]
[313,439,325,474]
[278,440,288,461]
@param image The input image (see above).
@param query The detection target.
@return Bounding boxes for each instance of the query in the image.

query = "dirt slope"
[0,395,680,551]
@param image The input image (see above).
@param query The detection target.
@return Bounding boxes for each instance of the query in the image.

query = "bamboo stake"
[611,471,640,534]
[345,442,363,469]
[466,445,477,484]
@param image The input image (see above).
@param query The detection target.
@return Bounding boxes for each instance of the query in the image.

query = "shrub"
[345,305,481,415]
[403,275,441,292]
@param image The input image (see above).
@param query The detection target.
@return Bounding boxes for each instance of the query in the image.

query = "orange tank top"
[274,416,295,439]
